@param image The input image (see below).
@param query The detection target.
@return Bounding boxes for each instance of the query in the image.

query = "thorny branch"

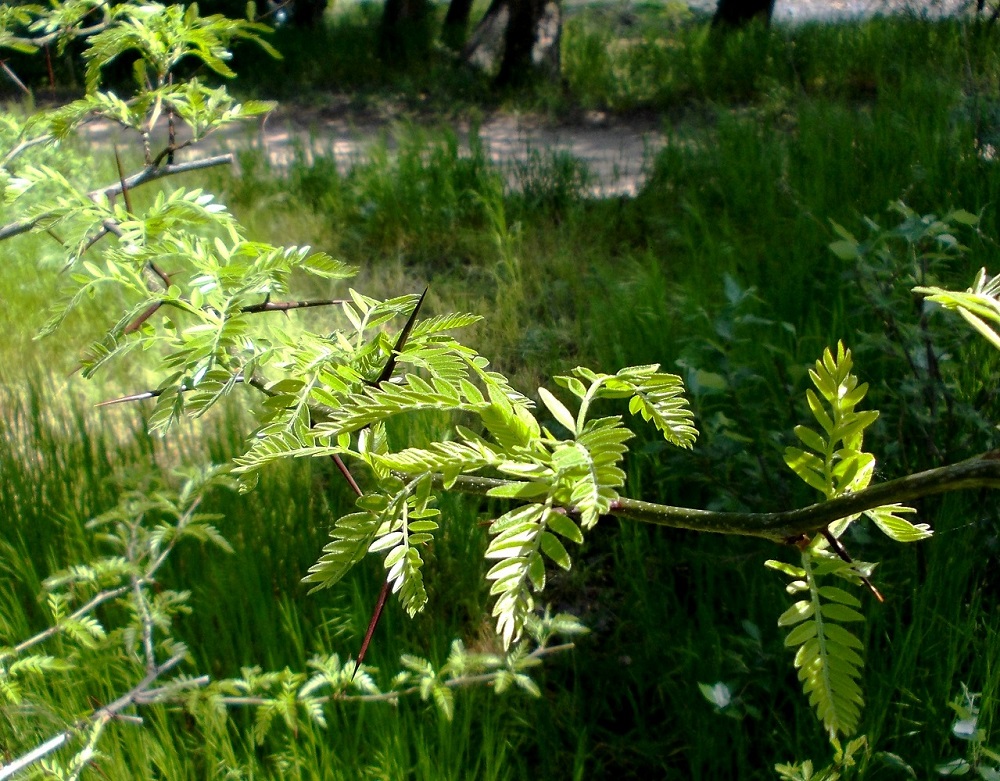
[438,451,1000,542]
[0,154,235,242]
[0,496,207,779]
[0,652,187,781]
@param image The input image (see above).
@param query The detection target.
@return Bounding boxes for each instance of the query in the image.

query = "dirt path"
[76,0,968,197]
[256,109,665,197]
[77,106,666,197]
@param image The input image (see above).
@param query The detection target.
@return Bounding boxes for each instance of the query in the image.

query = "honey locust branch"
[437,451,1000,542]
[0,154,235,241]
[215,643,577,708]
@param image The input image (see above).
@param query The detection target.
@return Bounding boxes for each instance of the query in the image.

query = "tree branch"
[240,298,349,314]
[12,585,130,656]
[0,652,186,781]
[217,642,576,707]
[0,155,235,242]
[439,451,1000,542]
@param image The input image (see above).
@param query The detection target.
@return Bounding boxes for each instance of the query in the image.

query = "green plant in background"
[827,202,995,473]
[936,685,1000,779]
[5,1,1000,778]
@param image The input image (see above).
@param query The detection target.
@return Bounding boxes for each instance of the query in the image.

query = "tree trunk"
[442,0,475,50]
[287,0,328,26]
[463,0,560,87]
[379,0,432,62]
[712,0,775,28]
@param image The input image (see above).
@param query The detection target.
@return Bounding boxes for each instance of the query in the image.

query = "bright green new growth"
[773,343,930,739]
[294,359,696,647]
[918,267,1000,354]
[8,0,1000,775]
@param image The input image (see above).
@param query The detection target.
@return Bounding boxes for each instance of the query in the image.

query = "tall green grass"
[4,12,1000,780]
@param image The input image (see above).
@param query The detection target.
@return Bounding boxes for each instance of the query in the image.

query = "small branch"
[0,155,234,242]
[94,155,235,203]
[0,61,30,96]
[2,133,53,168]
[12,586,129,656]
[0,217,40,242]
[131,573,158,676]
[240,298,350,314]
[218,643,576,707]
[439,451,1000,543]
[93,651,186,719]
[134,675,210,705]
[0,652,186,781]
[0,734,69,781]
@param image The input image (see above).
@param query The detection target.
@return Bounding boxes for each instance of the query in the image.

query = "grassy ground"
[3,10,1000,780]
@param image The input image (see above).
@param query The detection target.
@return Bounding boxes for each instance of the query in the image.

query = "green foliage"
[773,344,926,740]
[6,0,1000,777]
[770,553,867,742]
[919,267,1000,354]
[827,203,1000,474]
[936,685,1000,779]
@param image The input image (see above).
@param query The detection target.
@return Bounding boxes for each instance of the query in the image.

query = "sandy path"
[75,0,971,197]
[253,109,665,197]
[76,107,666,197]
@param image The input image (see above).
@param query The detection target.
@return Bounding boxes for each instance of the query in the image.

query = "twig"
[240,298,349,314]
[0,61,30,96]
[0,652,186,781]
[12,586,130,656]
[0,734,69,781]
[0,155,235,242]
[2,133,53,168]
[95,155,234,203]
[217,643,576,707]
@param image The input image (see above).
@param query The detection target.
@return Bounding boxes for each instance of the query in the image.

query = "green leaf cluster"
[776,343,928,740]
[769,554,867,740]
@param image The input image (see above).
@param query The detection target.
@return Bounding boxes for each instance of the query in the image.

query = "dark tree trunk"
[442,0,475,50]
[287,0,327,26]
[463,0,560,87]
[379,0,432,62]
[712,0,775,28]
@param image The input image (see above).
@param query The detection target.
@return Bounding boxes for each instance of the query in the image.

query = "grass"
[4,8,1000,780]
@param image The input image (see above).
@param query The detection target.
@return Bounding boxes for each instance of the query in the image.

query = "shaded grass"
[4,12,1000,780]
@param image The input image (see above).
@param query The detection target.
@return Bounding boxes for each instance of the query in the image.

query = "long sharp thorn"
[330,453,363,498]
[123,301,162,334]
[327,449,372,681]
[96,389,161,407]
[349,288,429,676]
[353,580,390,680]
[820,527,885,603]
[114,146,133,216]
[97,376,244,407]
[375,287,428,386]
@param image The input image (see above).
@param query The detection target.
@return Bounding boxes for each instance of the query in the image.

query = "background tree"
[462,0,561,86]
[713,0,776,27]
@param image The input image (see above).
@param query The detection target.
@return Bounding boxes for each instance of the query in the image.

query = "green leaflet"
[301,512,379,593]
[917,267,1000,353]
[486,504,546,648]
[775,344,927,742]
[778,553,866,740]
[555,364,697,449]
[783,343,924,541]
